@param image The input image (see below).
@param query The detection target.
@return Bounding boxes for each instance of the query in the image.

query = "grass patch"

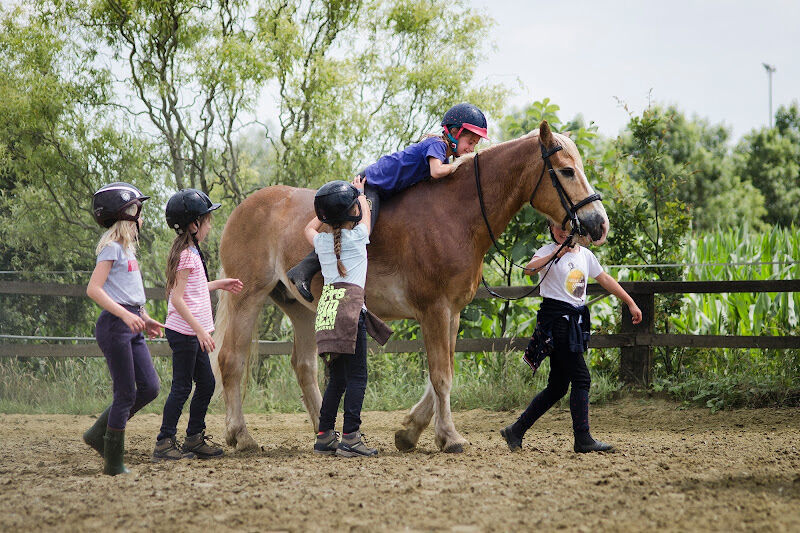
[0,350,621,415]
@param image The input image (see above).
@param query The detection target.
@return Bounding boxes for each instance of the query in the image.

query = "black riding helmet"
[165,188,221,234]
[92,182,150,228]
[314,181,362,225]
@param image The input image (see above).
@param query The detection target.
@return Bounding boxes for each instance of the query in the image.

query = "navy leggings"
[318,311,368,434]
[95,307,160,430]
[512,318,591,436]
[157,328,216,440]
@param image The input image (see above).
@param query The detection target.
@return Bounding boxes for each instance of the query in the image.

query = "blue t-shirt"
[363,137,448,197]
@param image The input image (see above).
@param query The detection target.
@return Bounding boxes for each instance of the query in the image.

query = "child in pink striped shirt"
[153,189,243,461]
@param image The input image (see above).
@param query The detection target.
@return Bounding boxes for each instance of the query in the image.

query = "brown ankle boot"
[182,431,223,458]
[153,436,195,461]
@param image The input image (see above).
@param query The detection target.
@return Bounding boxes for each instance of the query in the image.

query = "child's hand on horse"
[218,278,244,294]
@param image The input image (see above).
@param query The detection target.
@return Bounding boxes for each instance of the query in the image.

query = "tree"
[612,105,766,231]
[62,0,505,201]
[733,102,800,227]
[0,5,165,335]
[598,104,693,376]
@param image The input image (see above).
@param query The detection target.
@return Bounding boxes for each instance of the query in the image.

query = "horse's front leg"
[395,380,436,451]
[394,309,463,452]
[426,306,468,453]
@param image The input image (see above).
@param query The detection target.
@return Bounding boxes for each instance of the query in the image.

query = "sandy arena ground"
[0,399,798,532]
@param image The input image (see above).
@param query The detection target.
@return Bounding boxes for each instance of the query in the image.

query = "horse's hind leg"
[273,291,323,432]
[217,288,268,451]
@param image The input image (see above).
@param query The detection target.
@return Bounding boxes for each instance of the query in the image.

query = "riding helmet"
[441,103,489,140]
[165,188,221,234]
[92,182,150,228]
[314,181,362,225]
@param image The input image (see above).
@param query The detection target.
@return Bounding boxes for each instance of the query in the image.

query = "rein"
[473,141,601,301]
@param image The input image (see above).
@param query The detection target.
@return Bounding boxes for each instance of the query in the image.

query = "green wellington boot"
[103,428,130,476]
[82,406,111,456]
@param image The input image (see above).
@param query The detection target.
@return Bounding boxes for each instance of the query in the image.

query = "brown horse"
[213,121,609,453]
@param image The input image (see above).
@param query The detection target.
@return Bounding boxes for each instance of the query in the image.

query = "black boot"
[500,424,523,451]
[573,430,614,453]
[287,251,321,302]
[103,428,130,475]
[83,406,111,456]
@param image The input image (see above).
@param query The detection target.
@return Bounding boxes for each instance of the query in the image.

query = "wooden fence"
[2,279,799,386]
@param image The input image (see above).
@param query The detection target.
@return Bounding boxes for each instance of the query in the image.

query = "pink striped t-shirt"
[165,247,214,336]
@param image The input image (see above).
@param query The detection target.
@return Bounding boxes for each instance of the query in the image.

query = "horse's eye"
[560,167,575,178]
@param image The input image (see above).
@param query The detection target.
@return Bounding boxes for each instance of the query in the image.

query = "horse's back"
[220,185,315,284]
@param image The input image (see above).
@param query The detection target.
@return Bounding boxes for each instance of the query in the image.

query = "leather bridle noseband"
[473,140,603,301]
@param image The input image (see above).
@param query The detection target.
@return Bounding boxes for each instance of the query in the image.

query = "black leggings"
[512,318,591,435]
[318,311,368,434]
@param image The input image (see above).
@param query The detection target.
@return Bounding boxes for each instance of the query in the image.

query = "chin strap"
[444,127,458,154]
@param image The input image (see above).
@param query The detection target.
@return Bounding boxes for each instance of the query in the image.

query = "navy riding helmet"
[92,182,150,228]
[441,103,489,148]
[314,181,362,225]
[165,188,221,234]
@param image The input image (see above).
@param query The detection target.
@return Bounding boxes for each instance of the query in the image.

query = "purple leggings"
[95,307,160,430]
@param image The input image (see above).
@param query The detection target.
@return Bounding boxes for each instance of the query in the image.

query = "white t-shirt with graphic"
[533,243,603,306]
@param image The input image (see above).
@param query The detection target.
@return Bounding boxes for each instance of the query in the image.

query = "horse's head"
[530,121,609,245]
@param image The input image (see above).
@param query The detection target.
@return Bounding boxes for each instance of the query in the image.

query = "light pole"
[762,63,776,128]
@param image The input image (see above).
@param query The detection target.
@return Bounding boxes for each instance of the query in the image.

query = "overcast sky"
[470,0,799,140]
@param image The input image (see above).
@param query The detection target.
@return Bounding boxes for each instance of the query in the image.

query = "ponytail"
[165,231,193,298]
[333,226,347,277]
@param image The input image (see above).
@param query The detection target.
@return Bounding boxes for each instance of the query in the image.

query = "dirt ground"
[0,399,798,532]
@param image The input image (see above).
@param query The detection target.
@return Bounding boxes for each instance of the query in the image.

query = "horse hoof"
[234,433,259,452]
[394,429,417,452]
[444,442,465,454]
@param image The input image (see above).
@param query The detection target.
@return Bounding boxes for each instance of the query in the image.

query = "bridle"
[531,142,602,235]
[473,140,603,301]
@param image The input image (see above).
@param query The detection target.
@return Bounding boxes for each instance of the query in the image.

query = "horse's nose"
[579,212,608,243]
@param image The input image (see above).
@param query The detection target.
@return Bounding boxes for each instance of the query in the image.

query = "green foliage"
[733,102,800,227]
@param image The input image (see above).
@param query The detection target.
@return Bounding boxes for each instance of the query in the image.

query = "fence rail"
[2,279,799,386]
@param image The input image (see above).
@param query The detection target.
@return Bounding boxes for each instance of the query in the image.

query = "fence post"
[619,291,655,387]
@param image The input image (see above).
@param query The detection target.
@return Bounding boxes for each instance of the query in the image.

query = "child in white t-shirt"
[306,176,379,458]
[500,221,642,453]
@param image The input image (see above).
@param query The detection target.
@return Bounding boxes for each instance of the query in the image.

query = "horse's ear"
[539,120,554,147]
[562,130,572,138]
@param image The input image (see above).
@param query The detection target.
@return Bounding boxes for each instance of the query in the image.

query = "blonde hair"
[95,204,140,256]
[165,213,211,297]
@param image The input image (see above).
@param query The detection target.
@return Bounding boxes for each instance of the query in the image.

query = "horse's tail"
[210,268,230,395]
[210,269,259,399]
